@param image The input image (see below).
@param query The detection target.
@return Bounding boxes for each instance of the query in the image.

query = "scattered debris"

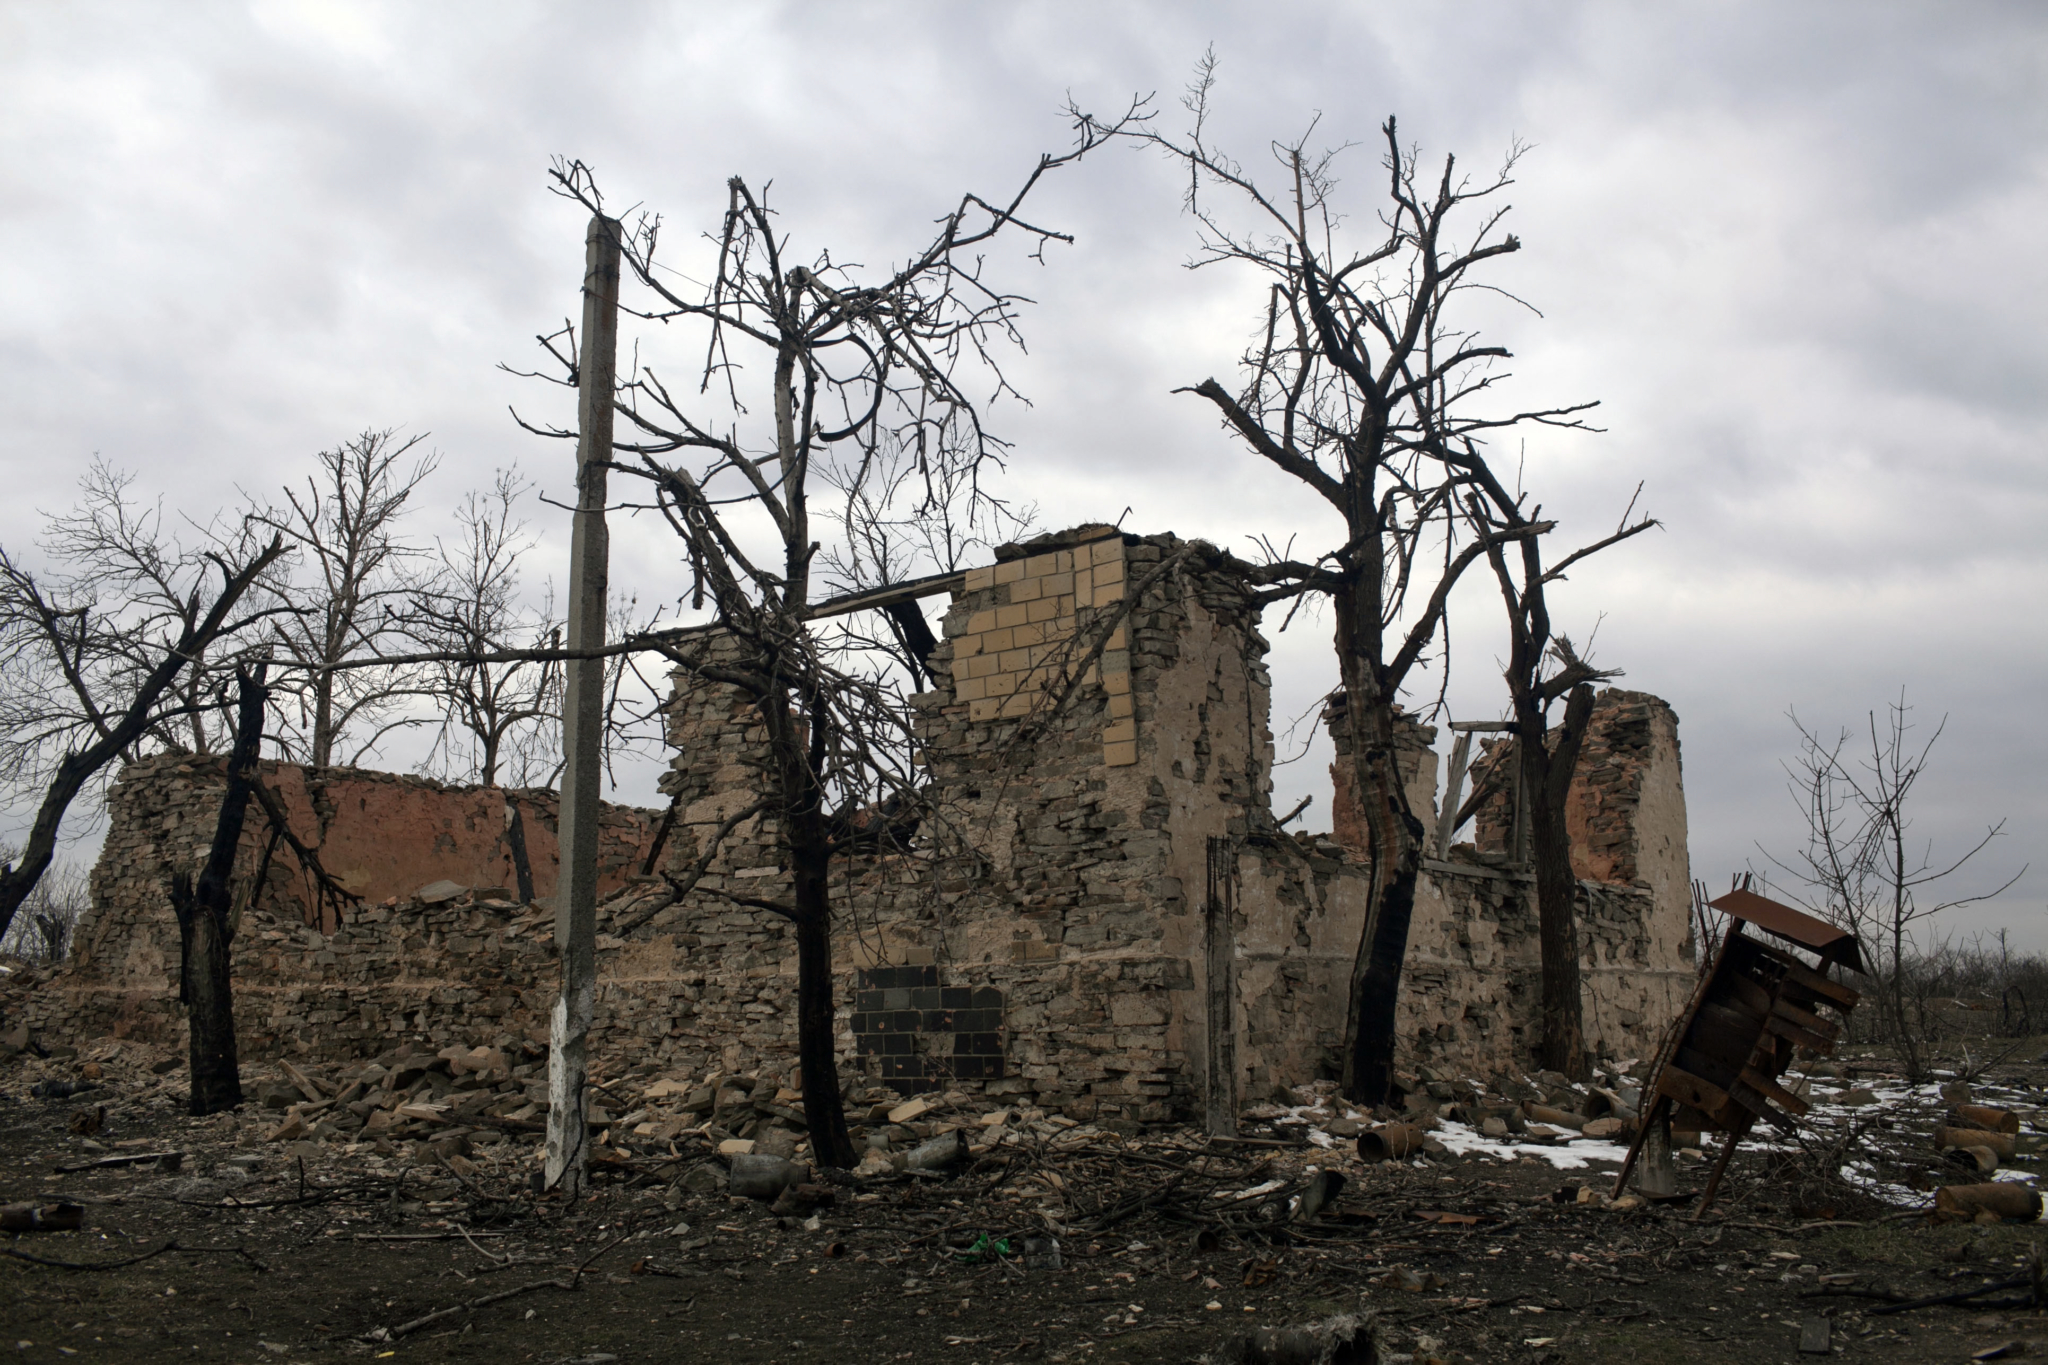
[1798,1314,1831,1354]
[1934,1182,2043,1223]
[10,1016,2048,1359]
[1,1202,83,1232]
[1205,1309,1375,1364]
[1616,888,1864,1215]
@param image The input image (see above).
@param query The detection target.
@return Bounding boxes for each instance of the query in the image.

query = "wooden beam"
[1433,730,1474,859]
[1739,1065,1810,1117]
[1657,1063,1731,1119]
[805,569,968,621]
[1770,995,1841,1041]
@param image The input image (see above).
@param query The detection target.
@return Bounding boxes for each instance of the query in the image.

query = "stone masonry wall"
[1226,842,1695,1091]
[28,756,661,1057]
[1282,685,1697,1083]
[624,526,1275,1118]
[23,525,1695,1119]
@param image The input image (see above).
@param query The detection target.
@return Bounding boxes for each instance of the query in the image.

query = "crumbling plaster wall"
[1227,841,1696,1092]
[1233,685,1698,1087]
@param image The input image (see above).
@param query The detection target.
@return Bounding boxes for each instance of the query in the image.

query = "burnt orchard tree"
[0,463,285,945]
[1467,433,1655,1078]
[1078,66,1619,1104]
[406,467,567,789]
[171,664,269,1115]
[520,111,1138,1166]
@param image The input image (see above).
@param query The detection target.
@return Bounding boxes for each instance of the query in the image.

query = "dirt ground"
[6,1040,2048,1365]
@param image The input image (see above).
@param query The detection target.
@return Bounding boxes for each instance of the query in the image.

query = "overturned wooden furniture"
[1612,888,1863,1216]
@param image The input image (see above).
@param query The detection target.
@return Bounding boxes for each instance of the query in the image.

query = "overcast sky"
[2,2,2042,947]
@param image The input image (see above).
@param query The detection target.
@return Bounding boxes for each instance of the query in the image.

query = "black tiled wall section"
[851,966,1005,1094]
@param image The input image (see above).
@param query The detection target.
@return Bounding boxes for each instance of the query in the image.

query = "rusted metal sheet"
[1710,887,1866,974]
[1614,889,1863,1216]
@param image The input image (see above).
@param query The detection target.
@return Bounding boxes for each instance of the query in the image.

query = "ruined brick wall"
[81,755,659,938]
[1244,685,1697,1084]
[1324,697,1441,850]
[629,526,1275,1120]
[1565,690,1690,928]
[29,525,1694,1115]
[136,526,1268,1116]
[1448,689,1689,902]
[25,757,662,1060]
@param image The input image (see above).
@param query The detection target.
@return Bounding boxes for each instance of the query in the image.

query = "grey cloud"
[0,0,2040,941]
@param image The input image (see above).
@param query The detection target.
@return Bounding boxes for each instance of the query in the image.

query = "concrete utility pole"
[545,214,620,1196]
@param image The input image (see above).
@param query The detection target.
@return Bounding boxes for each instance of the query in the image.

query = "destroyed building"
[19,525,1695,1125]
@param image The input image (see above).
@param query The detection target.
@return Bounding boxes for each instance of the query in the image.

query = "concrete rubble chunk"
[439,1045,505,1077]
[905,1130,968,1171]
[416,880,468,904]
[888,1097,936,1125]
[753,1127,799,1160]
[258,1081,304,1110]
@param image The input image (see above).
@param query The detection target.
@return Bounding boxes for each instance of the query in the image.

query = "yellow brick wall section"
[951,535,1135,765]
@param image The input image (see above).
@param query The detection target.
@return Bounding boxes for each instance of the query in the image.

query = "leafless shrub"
[1763,692,2025,1080]
[0,853,87,965]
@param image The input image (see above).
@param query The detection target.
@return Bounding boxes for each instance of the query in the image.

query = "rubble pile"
[14,1033,2048,1361]
[10,1019,2048,1221]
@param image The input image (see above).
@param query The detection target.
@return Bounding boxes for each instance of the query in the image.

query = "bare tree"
[1766,694,2023,1081]
[526,113,1134,1166]
[409,469,565,788]
[0,464,285,942]
[597,588,677,789]
[1078,68,1601,1103]
[253,429,437,769]
[1470,474,1654,1078]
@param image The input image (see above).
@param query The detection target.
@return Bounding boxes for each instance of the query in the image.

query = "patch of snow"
[1431,1119,1632,1170]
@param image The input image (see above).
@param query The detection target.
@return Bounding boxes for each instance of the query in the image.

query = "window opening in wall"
[1434,721,1524,865]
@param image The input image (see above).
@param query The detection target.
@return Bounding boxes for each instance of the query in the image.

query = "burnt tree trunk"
[764,685,859,1170]
[171,666,267,1116]
[1521,682,1595,1080]
[791,855,857,1168]
[503,798,536,904]
[1335,572,1427,1108]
